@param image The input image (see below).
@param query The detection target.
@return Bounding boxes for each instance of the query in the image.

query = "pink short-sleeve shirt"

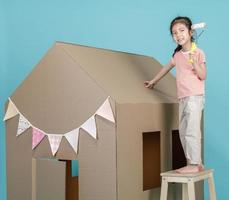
[170,48,206,99]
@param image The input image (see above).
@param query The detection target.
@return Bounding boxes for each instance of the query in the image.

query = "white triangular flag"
[47,134,63,156]
[65,128,80,154]
[3,99,18,121]
[17,115,30,136]
[81,115,97,139]
[96,97,115,123]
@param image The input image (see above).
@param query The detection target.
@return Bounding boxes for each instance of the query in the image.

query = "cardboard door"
[33,158,66,200]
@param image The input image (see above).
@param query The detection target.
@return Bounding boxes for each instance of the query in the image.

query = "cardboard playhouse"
[5,42,204,200]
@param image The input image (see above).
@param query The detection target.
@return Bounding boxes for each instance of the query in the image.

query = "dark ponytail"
[170,16,194,57]
[173,45,182,57]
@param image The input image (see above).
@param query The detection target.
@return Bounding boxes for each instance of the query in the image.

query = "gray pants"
[179,95,205,165]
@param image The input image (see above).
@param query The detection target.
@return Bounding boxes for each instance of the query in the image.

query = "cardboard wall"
[6,115,33,200]
[78,116,116,200]
[6,43,117,200]
[34,158,66,200]
[115,102,204,200]
[116,103,178,200]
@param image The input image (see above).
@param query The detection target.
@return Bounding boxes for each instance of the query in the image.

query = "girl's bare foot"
[175,164,204,174]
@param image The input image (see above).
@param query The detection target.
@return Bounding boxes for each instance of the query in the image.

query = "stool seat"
[160,169,216,200]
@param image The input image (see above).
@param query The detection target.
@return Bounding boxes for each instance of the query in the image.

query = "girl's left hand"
[189,51,198,65]
[189,51,199,73]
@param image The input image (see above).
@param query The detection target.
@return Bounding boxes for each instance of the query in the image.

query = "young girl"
[144,16,206,173]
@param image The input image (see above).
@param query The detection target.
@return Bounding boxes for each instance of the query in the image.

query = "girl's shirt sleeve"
[169,57,176,66]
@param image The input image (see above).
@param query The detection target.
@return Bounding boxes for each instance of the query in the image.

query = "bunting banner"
[65,129,80,154]
[96,98,115,123]
[17,115,31,136]
[32,128,46,149]
[48,134,63,156]
[4,96,115,156]
[3,100,18,121]
[81,115,97,139]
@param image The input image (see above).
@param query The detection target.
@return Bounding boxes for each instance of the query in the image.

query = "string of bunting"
[3,97,115,156]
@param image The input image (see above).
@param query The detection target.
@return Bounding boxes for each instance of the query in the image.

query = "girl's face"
[172,22,193,47]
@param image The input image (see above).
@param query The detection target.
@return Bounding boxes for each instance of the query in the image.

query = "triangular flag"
[96,97,115,123]
[65,128,80,154]
[47,134,63,156]
[81,115,97,139]
[3,99,18,121]
[17,115,30,136]
[32,128,46,150]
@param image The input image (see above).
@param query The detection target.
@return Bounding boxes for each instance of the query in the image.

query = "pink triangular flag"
[96,97,115,123]
[32,128,45,150]
[47,134,63,156]
[81,115,97,139]
[65,128,80,154]
[3,99,18,121]
[17,115,30,136]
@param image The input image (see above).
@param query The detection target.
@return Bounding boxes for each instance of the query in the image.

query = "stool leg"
[182,183,188,200]
[160,178,168,200]
[187,182,196,200]
[208,172,216,200]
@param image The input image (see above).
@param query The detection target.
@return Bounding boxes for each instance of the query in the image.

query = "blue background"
[1,0,228,199]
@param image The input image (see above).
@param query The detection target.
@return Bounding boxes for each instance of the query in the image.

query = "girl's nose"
[177,32,182,37]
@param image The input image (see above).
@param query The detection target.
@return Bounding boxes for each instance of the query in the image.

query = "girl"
[144,16,206,173]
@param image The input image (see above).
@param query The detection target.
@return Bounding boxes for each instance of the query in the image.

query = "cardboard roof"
[10,42,177,135]
[57,42,177,104]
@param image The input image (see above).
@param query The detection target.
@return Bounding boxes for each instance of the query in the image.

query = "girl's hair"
[170,16,194,56]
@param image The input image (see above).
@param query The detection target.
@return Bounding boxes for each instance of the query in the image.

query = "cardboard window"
[71,160,79,177]
[65,160,79,200]
[142,131,160,191]
[172,130,186,170]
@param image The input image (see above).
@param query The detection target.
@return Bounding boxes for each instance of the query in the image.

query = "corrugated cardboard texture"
[116,103,178,200]
[35,158,66,200]
[78,116,116,200]
[58,42,177,104]
[11,44,108,159]
[6,114,33,200]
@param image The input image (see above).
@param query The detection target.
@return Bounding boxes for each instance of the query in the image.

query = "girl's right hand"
[144,80,156,89]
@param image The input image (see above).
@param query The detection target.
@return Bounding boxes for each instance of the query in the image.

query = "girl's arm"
[191,52,207,80]
[144,62,175,88]
[193,62,206,80]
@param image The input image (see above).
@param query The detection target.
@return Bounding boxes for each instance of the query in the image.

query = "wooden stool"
[160,169,216,200]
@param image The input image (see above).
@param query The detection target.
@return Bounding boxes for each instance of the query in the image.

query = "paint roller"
[191,22,206,30]
[188,22,206,64]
